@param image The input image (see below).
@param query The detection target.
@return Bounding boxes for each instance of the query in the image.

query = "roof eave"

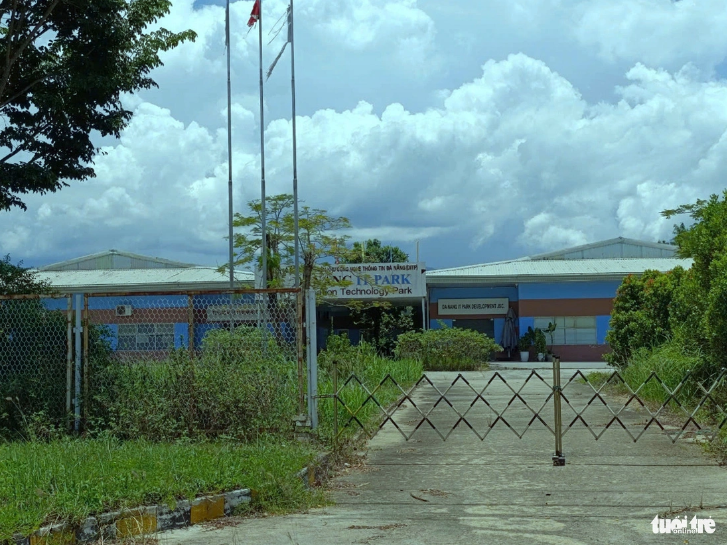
[45,280,255,294]
[425,272,655,285]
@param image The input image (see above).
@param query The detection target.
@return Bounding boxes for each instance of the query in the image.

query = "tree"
[340,239,409,264]
[0,0,196,211]
[604,269,686,369]
[663,192,727,291]
[225,194,351,293]
[663,191,727,370]
[0,253,53,295]
[341,241,415,356]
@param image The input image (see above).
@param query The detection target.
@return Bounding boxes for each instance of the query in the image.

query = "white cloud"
[573,0,727,70]
[3,0,727,269]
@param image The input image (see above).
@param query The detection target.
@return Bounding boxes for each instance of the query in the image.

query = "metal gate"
[322,357,727,466]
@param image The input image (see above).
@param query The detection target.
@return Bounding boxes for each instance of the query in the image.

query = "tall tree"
[0,0,196,211]
[340,239,409,264]
[340,240,414,356]
[224,194,351,292]
[663,191,727,368]
[0,254,53,295]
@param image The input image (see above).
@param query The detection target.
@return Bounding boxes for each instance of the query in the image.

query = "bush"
[318,333,379,379]
[87,327,298,442]
[395,323,501,371]
[605,269,686,369]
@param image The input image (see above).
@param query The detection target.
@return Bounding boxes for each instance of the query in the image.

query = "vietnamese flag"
[248,0,260,27]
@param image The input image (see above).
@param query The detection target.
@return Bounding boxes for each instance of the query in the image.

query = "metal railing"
[324,357,726,466]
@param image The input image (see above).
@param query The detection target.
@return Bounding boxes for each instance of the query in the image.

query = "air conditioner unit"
[115,304,133,317]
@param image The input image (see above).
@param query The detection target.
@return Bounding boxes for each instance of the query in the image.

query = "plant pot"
[537,353,545,362]
[520,351,529,362]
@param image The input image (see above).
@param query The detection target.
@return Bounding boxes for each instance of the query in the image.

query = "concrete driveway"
[162,365,727,544]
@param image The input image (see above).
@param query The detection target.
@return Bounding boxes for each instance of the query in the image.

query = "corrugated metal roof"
[35,267,254,293]
[525,237,678,260]
[40,250,198,271]
[426,258,693,284]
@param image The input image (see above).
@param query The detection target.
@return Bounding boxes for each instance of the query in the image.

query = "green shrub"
[0,301,115,440]
[619,340,710,406]
[605,268,686,369]
[395,323,501,371]
[318,333,378,379]
[87,327,298,442]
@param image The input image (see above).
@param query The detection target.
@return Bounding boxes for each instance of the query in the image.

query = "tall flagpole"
[290,1,300,288]
[226,0,234,289]
[258,0,267,289]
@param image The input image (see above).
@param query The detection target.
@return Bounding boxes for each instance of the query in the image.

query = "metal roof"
[524,237,678,261]
[40,249,198,271]
[426,258,693,285]
[35,267,255,293]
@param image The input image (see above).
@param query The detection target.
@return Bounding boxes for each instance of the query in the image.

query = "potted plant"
[518,333,531,362]
[543,322,557,362]
[534,328,547,362]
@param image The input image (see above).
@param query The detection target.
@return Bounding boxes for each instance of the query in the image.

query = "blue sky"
[2,0,727,270]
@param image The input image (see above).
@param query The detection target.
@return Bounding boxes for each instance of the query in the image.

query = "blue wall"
[429,286,518,302]
[518,281,621,300]
[596,315,611,344]
[430,319,453,329]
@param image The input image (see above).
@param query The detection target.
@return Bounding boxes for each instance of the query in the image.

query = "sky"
[2,0,727,270]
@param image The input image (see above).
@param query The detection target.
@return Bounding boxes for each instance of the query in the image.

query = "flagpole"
[290,1,300,288]
[258,0,267,289]
[226,0,234,290]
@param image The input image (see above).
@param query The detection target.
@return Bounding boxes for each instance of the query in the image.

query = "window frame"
[117,323,175,351]
[533,316,597,346]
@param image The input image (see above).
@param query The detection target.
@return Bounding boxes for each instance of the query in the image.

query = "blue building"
[34,250,259,355]
[33,239,692,361]
[426,238,691,361]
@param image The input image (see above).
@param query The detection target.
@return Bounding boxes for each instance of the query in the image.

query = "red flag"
[248,0,260,27]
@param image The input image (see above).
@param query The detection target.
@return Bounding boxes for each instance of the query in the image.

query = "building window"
[453,319,495,339]
[533,317,597,345]
[118,323,174,351]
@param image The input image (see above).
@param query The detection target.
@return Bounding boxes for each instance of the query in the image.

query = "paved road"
[162,366,727,544]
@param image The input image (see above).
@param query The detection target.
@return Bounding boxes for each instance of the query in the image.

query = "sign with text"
[206,305,259,321]
[324,262,426,299]
[438,298,509,315]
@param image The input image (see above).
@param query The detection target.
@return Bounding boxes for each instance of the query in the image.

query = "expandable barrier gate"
[322,357,726,466]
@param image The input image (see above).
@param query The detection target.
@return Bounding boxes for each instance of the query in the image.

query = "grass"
[580,341,726,461]
[0,437,324,541]
[317,353,424,443]
[0,333,426,541]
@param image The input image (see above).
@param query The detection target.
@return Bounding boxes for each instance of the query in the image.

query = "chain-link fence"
[0,294,72,437]
[0,289,304,440]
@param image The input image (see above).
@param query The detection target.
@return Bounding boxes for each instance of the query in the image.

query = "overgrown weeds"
[317,334,423,443]
[86,327,299,442]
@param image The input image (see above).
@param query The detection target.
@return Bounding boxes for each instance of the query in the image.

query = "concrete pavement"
[160,365,727,544]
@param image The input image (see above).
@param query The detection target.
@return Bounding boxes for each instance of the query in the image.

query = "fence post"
[187,294,194,356]
[305,288,318,429]
[66,296,73,430]
[333,359,338,446]
[73,293,82,433]
[82,294,89,432]
[296,289,305,415]
[552,355,565,466]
